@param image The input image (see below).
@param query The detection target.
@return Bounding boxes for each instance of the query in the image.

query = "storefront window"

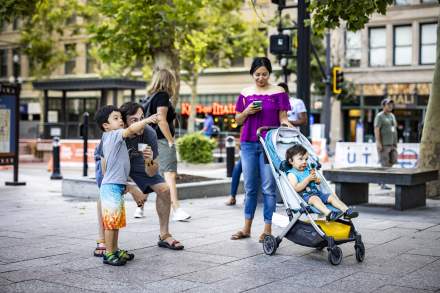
[369,27,386,67]
[420,23,437,65]
[0,49,7,78]
[394,25,412,66]
[345,31,361,67]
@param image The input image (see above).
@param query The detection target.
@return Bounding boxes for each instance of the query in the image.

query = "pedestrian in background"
[201,112,214,138]
[374,98,398,190]
[278,82,308,131]
[231,57,292,243]
[147,69,191,221]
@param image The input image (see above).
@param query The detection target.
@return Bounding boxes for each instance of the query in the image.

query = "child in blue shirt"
[285,144,358,221]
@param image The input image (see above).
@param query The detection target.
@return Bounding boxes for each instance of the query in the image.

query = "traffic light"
[332,66,344,94]
[270,34,292,55]
[271,0,286,7]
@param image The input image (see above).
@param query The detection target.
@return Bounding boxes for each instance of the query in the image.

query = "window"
[394,0,410,5]
[86,44,98,73]
[421,0,438,3]
[1,21,7,32]
[420,23,437,64]
[66,13,77,25]
[0,49,7,78]
[64,44,76,74]
[230,56,244,67]
[369,27,387,66]
[345,31,361,67]
[394,25,412,65]
[12,48,21,78]
[12,17,19,30]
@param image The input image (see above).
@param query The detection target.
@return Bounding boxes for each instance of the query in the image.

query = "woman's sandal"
[258,233,271,243]
[225,197,236,206]
[93,241,106,257]
[158,233,184,250]
[231,231,250,240]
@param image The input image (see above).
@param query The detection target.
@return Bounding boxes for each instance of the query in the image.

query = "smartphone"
[252,100,262,108]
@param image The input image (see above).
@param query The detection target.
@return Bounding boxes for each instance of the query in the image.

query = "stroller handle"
[257,125,290,137]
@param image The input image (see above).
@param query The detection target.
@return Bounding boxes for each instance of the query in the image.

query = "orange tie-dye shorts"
[99,184,126,230]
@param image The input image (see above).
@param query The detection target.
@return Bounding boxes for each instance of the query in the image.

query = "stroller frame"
[257,126,365,265]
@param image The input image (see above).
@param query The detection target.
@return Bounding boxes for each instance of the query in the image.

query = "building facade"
[331,0,438,144]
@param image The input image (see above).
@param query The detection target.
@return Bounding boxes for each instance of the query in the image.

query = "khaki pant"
[378,145,398,167]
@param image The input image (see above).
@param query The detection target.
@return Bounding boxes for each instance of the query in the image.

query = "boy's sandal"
[117,249,134,261]
[259,233,271,243]
[93,241,106,257]
[231,231,250,240]
[158,233,184,250]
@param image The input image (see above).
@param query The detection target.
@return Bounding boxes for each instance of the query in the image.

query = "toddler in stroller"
[285,144,358,222]
[260,127,365,265]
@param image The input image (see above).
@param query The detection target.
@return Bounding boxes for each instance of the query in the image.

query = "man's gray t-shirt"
[374,111,398,146]
[125,125,158,174]
[101,129,130,185]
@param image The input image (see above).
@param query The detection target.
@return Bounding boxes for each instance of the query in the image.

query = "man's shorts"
[378,145,398,167]
[130,172,165,194]
[100,184,126,230]
[302,189,330,204]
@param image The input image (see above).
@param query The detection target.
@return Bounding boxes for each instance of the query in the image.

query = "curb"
[62,177,244,200]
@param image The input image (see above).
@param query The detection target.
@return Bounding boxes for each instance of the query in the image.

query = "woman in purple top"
[231,57,292,242]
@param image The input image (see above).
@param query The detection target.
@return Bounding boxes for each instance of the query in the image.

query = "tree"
[178,1,266,132]
[307,0,439,196]
[0,0,79,133]
[86,0,205,107]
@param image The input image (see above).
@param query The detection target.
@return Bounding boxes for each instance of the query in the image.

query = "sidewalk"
[0,164,440,292]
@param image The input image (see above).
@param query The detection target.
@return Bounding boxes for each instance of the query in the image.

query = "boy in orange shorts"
[95,105,157,266]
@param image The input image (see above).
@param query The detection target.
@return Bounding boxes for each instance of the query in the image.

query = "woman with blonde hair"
[147,69,191,221]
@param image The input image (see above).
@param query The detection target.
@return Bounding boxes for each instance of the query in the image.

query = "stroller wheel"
[355,241,365,262]
[263,235,278,256]
[328,246,343,265]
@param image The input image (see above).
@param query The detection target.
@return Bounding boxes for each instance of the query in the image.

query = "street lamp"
[13,53,20,84]
[280,57,289,83]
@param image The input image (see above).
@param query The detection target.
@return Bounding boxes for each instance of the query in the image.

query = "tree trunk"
[187,77,198,133]
[153,49,180,108]
[418,17,440,197]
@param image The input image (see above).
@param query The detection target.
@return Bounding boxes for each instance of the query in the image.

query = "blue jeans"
[230,158,242,197]
[241,142,276,224]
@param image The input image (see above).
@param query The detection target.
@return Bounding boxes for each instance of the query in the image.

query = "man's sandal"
[158,233,184,250]
[93,241,106,257]
[231,231,250,240]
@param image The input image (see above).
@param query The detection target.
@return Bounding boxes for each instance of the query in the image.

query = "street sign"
[0,87,17,165]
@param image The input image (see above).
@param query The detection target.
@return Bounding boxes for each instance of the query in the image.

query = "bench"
[323,167,439,210]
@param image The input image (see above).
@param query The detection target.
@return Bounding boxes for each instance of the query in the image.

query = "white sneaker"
[272,212,289,228]
[133,206,145,218]
[172,208,191,222]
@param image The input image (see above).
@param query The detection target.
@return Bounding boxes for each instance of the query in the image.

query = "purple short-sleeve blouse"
[235,92,291,142]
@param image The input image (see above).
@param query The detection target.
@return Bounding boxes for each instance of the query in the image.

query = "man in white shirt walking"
[278,82,308,131]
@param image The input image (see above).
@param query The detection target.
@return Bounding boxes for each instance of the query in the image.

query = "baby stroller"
[259,127,365,265]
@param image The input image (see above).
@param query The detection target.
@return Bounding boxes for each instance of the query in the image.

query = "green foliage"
[309,0,394,34]
[176,133,217,164]
[17,0,81,78]
[179,0,267,83]
[0,0,37,22]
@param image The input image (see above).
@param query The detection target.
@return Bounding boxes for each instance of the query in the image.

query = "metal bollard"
[50,136,63,180]
[225,136,235,177]
[82,112,89,177]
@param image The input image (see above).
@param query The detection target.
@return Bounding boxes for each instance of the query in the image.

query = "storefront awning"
[33,78,146,91]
